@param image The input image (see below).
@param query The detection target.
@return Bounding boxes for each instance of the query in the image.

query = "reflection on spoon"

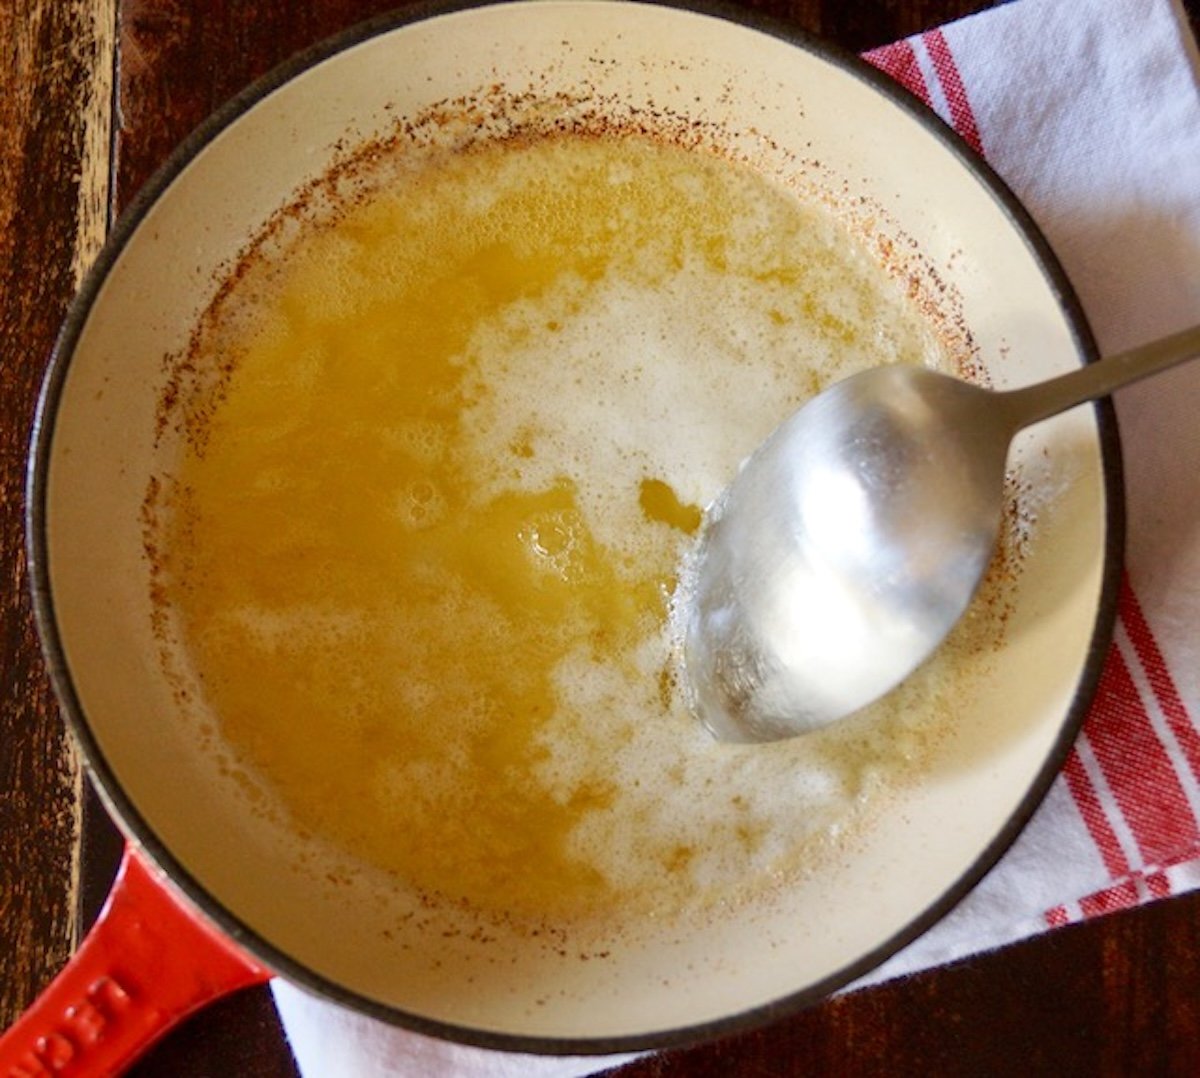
[682,324,1200,743]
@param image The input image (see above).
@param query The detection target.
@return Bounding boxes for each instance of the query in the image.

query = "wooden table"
[3,1,1199,1074]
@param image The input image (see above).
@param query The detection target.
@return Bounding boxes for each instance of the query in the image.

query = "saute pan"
[4,1,1120,1072]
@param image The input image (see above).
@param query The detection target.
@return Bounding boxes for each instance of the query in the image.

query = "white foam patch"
[457,269,803,532]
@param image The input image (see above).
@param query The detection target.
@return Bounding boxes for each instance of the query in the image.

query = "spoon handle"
[999,323,1200,432]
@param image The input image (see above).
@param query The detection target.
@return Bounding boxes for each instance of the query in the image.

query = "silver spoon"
[682,324,1200,743]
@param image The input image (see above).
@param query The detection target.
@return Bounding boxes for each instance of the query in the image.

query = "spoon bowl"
[684,324,1200,742]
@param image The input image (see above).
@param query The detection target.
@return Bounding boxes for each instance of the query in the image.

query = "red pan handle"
[0,843,271,1077]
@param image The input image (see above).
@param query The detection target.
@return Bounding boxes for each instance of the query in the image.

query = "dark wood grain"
[607,889,1200,1077]
[4,1,1199,1075]
[0,0,114,1029]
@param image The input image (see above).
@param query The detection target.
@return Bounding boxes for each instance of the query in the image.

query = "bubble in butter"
[155,129,994,927]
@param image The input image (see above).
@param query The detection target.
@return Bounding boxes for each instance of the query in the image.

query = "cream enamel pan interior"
[29,0,1121,1053]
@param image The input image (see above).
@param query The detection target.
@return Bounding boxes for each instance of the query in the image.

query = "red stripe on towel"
[1147,869,1173,899]
[1048,868,1177,927]
[1079,877,1141,918]
[1044,904,1071,928]
[1120,580,1200,782]
[863,39,932,105]
[1084,647,1200,867]
[923,29,984,154]
[1062,746,1130,878]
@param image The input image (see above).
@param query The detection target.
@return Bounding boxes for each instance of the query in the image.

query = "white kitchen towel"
[274,0,1200,1071]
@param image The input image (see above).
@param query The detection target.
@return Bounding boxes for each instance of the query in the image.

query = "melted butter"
[163,132,965,924]
[638,478,702,535]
